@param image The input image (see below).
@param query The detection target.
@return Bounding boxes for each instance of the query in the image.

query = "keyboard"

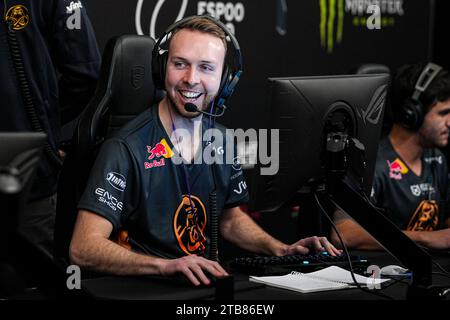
[230,252,370,276]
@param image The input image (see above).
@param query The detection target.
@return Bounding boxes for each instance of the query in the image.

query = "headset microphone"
[184,103,226,117]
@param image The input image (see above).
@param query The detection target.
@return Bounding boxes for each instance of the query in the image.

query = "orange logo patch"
[173,195,207,255]
[6,5,30,30]
[406,200,439,231]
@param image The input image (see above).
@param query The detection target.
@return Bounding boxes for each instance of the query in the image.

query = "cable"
[207,101,218,262]
[5,13,62,169]
[314,192,395,300]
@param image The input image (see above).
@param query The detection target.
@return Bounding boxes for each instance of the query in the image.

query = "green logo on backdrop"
[319,0,404,54]
[319,0,344,54]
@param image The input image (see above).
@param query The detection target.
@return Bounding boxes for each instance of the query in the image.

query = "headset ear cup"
[158,51,168,90]
[152,50,167,90]
[400,99,424,130]
[415,102,425,130]
[397,63,443,131]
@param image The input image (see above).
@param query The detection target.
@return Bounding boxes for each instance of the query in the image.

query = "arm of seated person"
[220,206,341,256]
[404,225,450,250]
[332,212,450,250]
[70,210,227,286]
[331,210,383,250]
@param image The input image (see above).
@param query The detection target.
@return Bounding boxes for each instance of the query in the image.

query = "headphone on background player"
[152,15,243,109]
[398,62,443,131]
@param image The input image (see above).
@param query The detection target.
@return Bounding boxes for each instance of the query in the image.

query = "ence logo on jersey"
[95,187,123,212]
[173,195,207,255]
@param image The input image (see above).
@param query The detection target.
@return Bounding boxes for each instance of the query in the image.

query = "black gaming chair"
[54,35,164,266]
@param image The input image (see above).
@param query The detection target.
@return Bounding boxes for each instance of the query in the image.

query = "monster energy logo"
[320,1,403,53]
[320,0,344,54]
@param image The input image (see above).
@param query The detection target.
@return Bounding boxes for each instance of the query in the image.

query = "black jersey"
[78,105,249,259]
[371,137,450,230]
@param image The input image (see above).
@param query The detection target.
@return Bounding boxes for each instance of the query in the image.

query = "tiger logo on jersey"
[406,200,439,231]
[173,195,207,255]
[5,5,30,30]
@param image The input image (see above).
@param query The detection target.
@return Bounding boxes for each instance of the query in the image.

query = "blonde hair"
[169,16,227,52]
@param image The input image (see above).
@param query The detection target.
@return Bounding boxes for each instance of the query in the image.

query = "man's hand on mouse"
[159,255,228,286]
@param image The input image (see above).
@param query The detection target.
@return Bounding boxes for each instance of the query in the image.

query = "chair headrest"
[77,35,163,152]
[107,35,160,131]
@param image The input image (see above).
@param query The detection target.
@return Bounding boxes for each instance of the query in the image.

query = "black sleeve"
[49,0,101,124]
[78,138,139,232]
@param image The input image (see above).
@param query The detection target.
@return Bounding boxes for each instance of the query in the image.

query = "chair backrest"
[54,35,163,264]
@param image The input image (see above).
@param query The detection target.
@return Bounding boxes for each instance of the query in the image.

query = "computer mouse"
[380,265,409,276]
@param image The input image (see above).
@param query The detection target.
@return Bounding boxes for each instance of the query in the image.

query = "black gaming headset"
[398,62,443,130]
[152,15,243,109]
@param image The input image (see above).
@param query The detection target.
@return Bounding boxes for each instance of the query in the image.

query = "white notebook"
[249,266,389,293]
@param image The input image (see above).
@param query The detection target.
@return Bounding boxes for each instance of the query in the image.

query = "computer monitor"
[249,73,390,213]
[248,74,437,293]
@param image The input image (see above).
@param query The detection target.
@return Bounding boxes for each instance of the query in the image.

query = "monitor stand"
[320,132,444,299]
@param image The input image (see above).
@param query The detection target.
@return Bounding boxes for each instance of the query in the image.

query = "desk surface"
[81,251,450,300]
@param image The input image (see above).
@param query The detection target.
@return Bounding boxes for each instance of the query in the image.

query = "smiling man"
[165,27,224,118]
[332,63,450,250]
[70,16,340,286]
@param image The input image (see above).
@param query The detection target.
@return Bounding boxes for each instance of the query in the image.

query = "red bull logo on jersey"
[387,158,408,180]
[147,143,167,159]
[144,158,165,169]
[144,138,173,170]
